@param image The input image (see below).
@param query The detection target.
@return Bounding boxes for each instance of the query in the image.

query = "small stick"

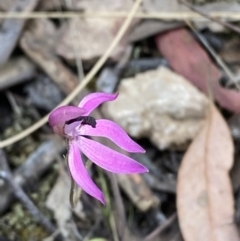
[143,213,177,241]
[0,171,56,234]
[0,149,60,238]
[0,138,64,214]
[5,91,22,117]
[179,0,240,34]
[186,21,240,91]
[0,11,239,21]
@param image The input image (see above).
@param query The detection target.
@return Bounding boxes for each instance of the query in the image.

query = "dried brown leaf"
[177,105,240,241]
[55,0,136,61]
[156,28,240,113]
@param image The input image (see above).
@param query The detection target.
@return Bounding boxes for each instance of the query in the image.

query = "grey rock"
[104,66,209,150]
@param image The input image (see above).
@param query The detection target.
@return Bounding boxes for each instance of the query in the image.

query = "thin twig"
[143,213,177,241]
[0,138,64,214]
[186,21,240,91]
[65,0,84,81]
[0,149,59,237]
[179,0,240,34]
[0,0,142,148]
[5,91,22,117]
[0,171,57,234]
[82,217,102,241]
[0,11,239,20]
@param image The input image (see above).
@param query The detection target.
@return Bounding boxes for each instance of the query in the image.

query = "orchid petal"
[79,119,145,153]
[48,106,86,127]
[68,141,105,204]
[77,137,148,174]
[78,92,118,115]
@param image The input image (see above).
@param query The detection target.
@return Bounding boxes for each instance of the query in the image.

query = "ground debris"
[20,19,79,94]
[56,0,135,61]
[0,164,58,240]
[117,173,160,212]
[0,138,65,214]
[156,27,240,112]
[0,0,39,66]
[1,1,240,241]
[25,75,64,111]
[104,66,209,150]
[46,170,73,239]
[177,105,239,241]
[0,57,36,90]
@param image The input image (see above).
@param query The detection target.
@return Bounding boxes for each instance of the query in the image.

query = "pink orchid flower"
[48,92,148,204]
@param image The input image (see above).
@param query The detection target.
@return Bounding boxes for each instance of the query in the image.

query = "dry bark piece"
[0,57,35,90]
[177,105,239,241]
[0,0,39,67]
[20,19,78,94]
[156,28,240,113]
[104,66,209,150]
[117,174,159,212]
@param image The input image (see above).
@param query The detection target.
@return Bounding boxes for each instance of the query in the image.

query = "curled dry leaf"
[177,105,239,241]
